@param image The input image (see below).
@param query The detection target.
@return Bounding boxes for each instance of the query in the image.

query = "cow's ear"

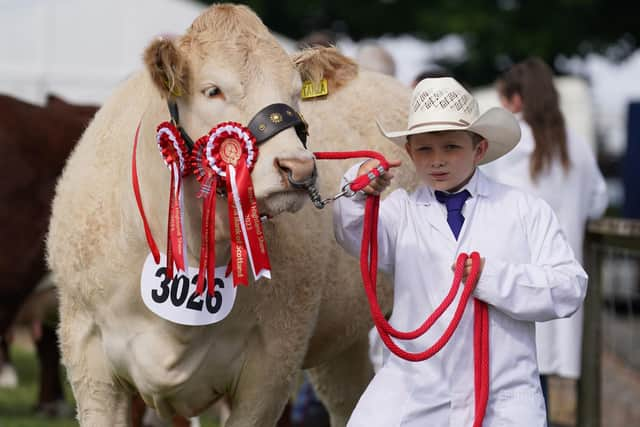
[292,47,358,94]
[144,38,190,99]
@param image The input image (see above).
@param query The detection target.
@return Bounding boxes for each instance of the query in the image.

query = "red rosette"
[192,121,258,180]
[157,121,191,176]
[191,122,271,294]
[156,122,191,279]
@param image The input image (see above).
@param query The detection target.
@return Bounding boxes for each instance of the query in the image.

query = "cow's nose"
[276,156,317,187]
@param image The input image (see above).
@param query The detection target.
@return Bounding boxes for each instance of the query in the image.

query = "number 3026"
[151,267,223,314]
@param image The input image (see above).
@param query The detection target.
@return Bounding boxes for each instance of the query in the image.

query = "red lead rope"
[314,150,490,427]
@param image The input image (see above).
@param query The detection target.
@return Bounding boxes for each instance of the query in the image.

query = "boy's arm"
[333,163,400,274]
[473,198,587,322]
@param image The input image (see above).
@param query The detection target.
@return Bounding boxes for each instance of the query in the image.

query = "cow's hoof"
[35,399,74,418]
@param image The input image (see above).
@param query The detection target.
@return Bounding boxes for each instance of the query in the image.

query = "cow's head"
[143,4,356,218]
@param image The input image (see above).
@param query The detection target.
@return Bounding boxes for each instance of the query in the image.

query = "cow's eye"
[203,86,222,98]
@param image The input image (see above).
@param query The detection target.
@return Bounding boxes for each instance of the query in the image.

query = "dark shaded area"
[0,94,98,410]
[197,0,637,86]
[0,94,97,338]
[623,102,640,219]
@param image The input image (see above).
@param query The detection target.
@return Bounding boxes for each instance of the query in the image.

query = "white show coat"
[334,167,587,426]
[482,119,607,378]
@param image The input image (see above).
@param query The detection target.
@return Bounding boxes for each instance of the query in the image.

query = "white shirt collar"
[413,168,490,205]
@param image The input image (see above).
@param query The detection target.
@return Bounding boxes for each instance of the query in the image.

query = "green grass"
[0,343,220,427]
[0,346,76,427]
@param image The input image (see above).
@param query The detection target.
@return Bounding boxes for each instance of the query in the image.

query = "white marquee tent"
[0,0,303,106]
[0,0,207,105]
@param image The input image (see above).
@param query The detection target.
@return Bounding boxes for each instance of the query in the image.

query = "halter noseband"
[167,101,308,151]
[247,103,308,148]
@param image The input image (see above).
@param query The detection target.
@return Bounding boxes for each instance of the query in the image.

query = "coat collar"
[411,169,494,245]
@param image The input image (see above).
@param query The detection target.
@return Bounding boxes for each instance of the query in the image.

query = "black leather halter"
[247,103,308,148]
[167,101,308,151]
[167,101,196,150]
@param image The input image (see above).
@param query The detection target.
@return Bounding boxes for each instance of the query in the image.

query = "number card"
[140,253,237,325]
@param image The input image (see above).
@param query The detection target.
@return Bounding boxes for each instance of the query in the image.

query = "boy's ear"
[474,139,489,163]
[291,46,358,94]
[404,140,414,160]
[144,38,191,98]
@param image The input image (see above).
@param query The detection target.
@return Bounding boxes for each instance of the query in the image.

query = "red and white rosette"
[156,121,191,280]
[192,122,271,295]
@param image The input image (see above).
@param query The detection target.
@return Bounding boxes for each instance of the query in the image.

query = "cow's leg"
[0,334,9,365]
[35,323,66,409]
[307,336,373,427]
[0,335,18,388]
[58,305,131,426]
[131,394,147,426]
[224,328,308,427]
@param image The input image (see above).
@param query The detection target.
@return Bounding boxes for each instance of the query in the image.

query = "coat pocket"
[490,388,547,426]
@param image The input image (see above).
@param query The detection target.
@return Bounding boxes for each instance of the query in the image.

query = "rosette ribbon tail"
[166,166,175,280]
[196,178,217,295]
[226,167,250,287]
[228,161,272,283]
[165,163,187,279]
[171,165,186,272]
[206,181,217,296]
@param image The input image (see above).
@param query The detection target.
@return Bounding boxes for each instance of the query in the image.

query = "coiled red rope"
[314,150,489,427]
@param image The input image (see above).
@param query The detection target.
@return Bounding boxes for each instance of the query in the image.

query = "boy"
[333,77,587,426]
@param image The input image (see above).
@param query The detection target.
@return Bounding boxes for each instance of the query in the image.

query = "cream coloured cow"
[47,4,413,426]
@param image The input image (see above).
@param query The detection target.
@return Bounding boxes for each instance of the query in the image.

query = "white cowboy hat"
[377,77,521,164]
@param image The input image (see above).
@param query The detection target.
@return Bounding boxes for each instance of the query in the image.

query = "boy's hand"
[357,159,402,195]
[451,257,485,283]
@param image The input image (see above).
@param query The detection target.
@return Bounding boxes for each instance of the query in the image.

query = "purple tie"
[435,190,471,240]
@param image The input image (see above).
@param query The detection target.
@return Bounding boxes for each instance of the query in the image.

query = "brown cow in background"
[0,93,98,415]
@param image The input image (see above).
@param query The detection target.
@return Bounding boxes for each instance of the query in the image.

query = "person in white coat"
[482,57,608,410]
[333,77,588,426]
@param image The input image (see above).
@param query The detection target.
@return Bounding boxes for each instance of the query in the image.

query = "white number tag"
[140,253,236,325]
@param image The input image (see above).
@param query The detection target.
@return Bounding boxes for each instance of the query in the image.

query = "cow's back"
[47,72,160,302]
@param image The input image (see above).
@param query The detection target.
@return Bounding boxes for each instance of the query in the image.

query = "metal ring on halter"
[286,164,318,189]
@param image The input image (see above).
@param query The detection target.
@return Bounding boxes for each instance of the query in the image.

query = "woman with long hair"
[483,57,608,416]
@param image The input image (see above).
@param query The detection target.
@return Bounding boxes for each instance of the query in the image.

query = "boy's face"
[405,130,488,192]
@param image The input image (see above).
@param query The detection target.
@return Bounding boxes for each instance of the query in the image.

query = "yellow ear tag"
[164,78,182,97]
[170,86,182,97]
[301,78,328,99]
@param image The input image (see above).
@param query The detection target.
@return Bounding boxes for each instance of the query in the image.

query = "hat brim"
[377,107,521,165]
